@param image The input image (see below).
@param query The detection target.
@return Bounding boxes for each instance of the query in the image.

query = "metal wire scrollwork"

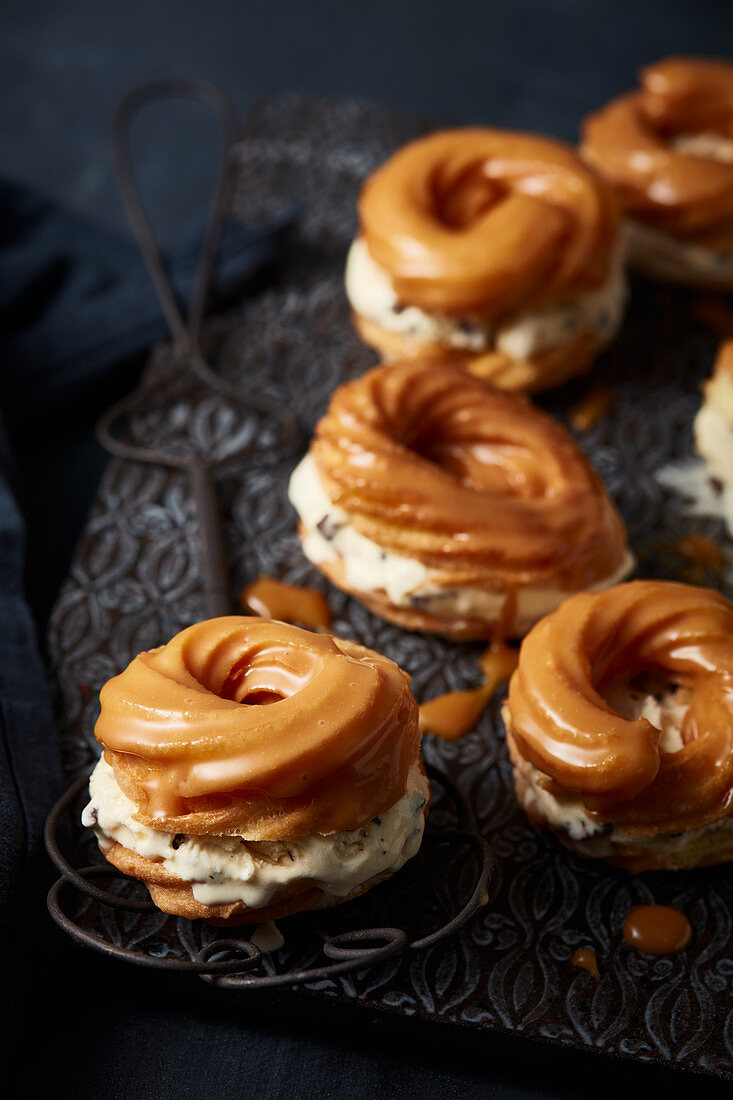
[97,78,303,620]
[45,762,494,988]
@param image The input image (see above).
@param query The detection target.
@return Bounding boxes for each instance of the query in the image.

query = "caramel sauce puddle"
[241,575,332,632]
[570,948,600,980]
[568,384,615,433]
[418,641,518,741]
[623,905,692,956]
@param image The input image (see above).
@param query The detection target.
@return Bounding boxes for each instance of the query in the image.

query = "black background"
[3,2,733,1097]
[6,0,733,242]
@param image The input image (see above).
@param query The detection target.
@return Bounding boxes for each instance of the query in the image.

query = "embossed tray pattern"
[47,93,733,1078]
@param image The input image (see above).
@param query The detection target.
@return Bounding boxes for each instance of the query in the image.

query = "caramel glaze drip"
[582,57,733,246]
[359,127,619,317]
[419,641,518,741]
[570,948,600,979]
[623,905,692,955]
[568,385,615,433]
[94,616,420,839]
[507,580,733,836]
[312,360,630,593]
[672,534,726,571]
[241,575,332,632]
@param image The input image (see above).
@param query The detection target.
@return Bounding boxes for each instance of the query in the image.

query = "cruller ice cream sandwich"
[582,57,733,288]
[82,616,428,925]
[289,359,633,640]
[347,127,626,392]
[504,580,733,872]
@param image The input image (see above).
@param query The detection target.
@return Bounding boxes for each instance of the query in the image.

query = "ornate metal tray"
[47,92,733,1078]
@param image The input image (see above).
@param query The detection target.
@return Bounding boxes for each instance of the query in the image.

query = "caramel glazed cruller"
[582,57,733,287]
[346,127,626,392]
[289,359,634,640]
[82,617,429,925]
[504,580,733,872]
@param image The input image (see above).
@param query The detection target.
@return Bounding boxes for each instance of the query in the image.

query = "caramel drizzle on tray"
[570,948,600,979]
[568,384,615,433]
[568,904,692,977]
[241,575,332,632]
[419,640,518,741]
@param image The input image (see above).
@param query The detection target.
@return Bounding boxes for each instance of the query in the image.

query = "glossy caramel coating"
[312,360,629,593]
[94,616,420,839]
[359,128,619,317]
[583,58,733,246]
[507,581,733,838]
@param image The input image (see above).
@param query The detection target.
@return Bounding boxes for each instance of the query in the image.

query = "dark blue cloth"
[0,180,292,413]
[0,413,59,977]
[0,179,293,629]
[0,179,292,1012]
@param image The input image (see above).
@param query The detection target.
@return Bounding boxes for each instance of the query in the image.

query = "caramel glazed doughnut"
[582,57,733,287]
[82,617,429,925]
[289,360,634,641]
[504,580,733,872]
[694,338,733,526]
[345,127,626,393]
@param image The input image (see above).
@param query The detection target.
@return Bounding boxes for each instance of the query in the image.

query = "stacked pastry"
[289,359,633,639]
[583,57,733,287]
[83,617,428,924]
[346,128,625,392]
[504,581,733,871]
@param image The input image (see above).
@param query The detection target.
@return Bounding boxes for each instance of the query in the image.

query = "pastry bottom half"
[508,735,733,873]
[89,755,430,927]
[352,311,602,394]
[305,525,632,643]
[313,549,506,641]
[102,840,376,926]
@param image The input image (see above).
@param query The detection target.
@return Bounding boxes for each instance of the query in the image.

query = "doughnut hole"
[181,633,322,707]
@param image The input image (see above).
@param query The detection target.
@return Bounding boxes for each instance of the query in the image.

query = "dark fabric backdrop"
[2,2,732,1097]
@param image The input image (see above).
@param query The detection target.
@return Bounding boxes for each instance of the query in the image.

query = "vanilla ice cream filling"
[345,237,626,361]
[289,452,634,631]
[656,370,733,540]
[514,684,697,844]
[82,756,428,909]
[695,369,733,486]
[656,456,733,543]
